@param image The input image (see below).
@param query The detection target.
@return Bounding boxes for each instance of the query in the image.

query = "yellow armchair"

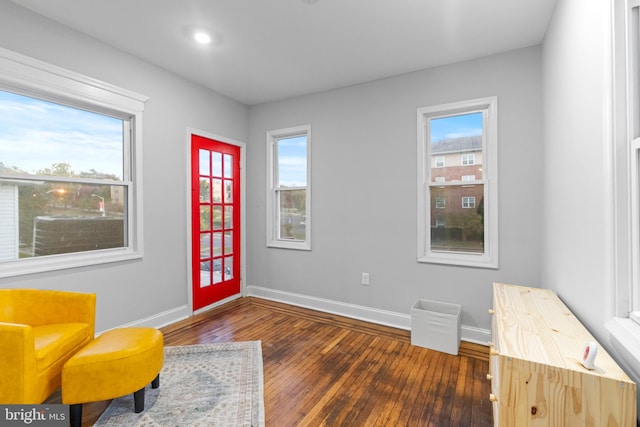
[0,289,95,404]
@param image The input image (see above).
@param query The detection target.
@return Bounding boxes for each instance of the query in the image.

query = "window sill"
[417,253,498,269]
[267,240,311,251]
[605,317,640,384]
[0,248,142,278]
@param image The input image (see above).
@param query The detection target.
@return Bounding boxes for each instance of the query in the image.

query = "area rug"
[94,341,264,427]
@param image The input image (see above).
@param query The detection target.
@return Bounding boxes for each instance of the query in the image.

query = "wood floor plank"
[327,337,391,426]
[46,296,493,426]
[450,356,472,426]
[339,337,403,426]
[360,341,419,426]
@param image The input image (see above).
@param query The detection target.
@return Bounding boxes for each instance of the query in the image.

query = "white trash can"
[411,299,461,355]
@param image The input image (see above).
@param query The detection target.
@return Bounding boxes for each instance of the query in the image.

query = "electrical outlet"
[361,272,370,286]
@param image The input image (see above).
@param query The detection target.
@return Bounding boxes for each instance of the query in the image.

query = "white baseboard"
[97,294,243,335]
[98,288,492,346]
[247,286,490,345]
[194,293,242,316]
[97,304,191,335]
[461,325,491,345]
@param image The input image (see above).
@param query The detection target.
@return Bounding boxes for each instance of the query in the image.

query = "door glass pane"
[224,256,233,281]
[224,231,233,255]
[212,179,222,203]
[199,261,211,288]
[278,189,306,240]
[199,178,210,202]
[213,206,223,230]
[224,180,233,203]
[199,149,209,175]
[429,184,484,253]
[200,206,211,231]
[213,231,223,256]
[224,154,232,178]
[213,258,222,284]
[200,233,211,258]
[224,206,233,229]
[212,152,222,177]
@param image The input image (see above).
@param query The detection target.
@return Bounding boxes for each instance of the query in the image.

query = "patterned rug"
[94,341,265,427]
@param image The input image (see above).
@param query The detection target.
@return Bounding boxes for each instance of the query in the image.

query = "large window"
[606,0,640,383]
[625,1,640,324]
[417,97,498,268]
[266,125,311,250]
[0,48,146,277]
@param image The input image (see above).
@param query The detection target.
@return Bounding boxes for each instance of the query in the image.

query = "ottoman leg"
[134,386,145,413]
[70,404,82,427]
[152,373,160,389]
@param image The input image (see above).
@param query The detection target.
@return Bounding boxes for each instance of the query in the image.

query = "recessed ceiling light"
[194,31,212,44]
[184,26,223,47]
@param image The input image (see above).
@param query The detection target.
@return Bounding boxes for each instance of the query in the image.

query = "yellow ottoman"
[62,327,164,427]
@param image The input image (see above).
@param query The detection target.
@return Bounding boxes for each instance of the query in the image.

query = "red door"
[191,134,241,310]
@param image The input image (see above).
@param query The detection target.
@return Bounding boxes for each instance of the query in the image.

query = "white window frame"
[462,175,476,182]
[606,0,640,384]
[627,1,640,327]
[435,197,445,209]
[0,47,147,278]
[417,97,498,269]
[434,156,445,168]
[266,125,311,250]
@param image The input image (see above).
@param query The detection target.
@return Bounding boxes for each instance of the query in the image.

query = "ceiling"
[10,0,558,106]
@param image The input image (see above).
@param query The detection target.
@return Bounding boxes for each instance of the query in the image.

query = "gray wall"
[247,46,543,332]
[0,1,249,332]
[542,0,624,362]
[542,0,611,343]
[542,3,640,418]
[2,0,636,415]
[0,1,548,341]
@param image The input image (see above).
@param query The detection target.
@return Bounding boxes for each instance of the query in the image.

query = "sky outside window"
[277,135,307,187]
[430,112,482,142]
[0,90,124,179]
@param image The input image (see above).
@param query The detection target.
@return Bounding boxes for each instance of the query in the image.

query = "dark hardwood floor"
[49,296,494,426]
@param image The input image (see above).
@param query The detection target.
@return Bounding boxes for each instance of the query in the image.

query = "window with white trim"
[0,48,146,278]
[461,153,475,165]
[417,97,498,268]
[266,125,311,250]
[605,0,640,381]
[462,196,476,208]
[627,1,640,324]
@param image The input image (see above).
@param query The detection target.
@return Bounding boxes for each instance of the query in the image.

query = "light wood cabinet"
[489,283,636,426]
